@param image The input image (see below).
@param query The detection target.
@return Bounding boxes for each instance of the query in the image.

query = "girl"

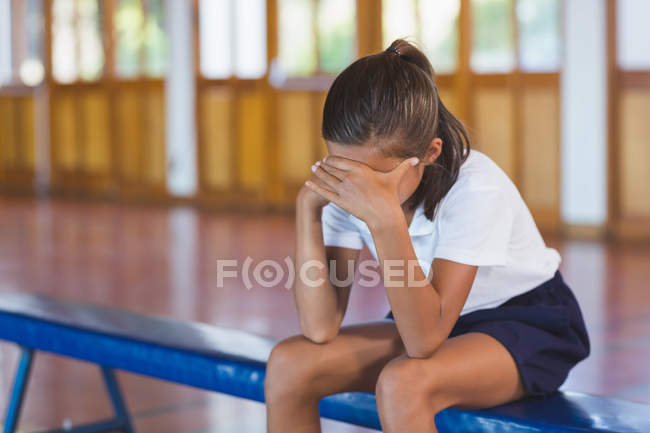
[264,40,590,433]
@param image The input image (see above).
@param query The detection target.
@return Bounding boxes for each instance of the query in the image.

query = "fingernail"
[311,164,317,172]
[410,158,419,166]
[322,156,328,162]
[315,161,321,167]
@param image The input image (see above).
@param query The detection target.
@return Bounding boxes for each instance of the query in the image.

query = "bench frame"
[3,347,135,433]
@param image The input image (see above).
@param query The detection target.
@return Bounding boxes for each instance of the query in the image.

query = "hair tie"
[387,46,400,56]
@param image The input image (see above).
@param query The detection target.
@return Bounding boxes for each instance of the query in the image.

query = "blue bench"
[0,291,648,433]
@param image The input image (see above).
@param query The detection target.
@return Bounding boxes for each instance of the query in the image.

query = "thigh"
[391,331,526,410]
[268,319,405,396]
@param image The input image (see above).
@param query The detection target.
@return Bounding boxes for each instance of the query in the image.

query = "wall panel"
[279,92,313,184]
[473,88,515,180]
[144,87,166,185]
[0,100,7,177]
[0,99,17,168]
[21,97,35,170]
[45,82,167,197]
[52,93,78,172]
[0,95,37,189]
[438,87,458,116]
[521,88,560,224]
[82,91,111,174]
[237,92,266,191]
[115,90,142,183]
[619,89,650,217]
[200,88,233,190]
[315,92,328,159]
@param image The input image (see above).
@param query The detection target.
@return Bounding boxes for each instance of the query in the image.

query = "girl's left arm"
[369,208,477,358]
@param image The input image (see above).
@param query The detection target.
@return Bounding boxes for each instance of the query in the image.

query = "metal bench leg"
[38,367,135,433]
[3,347,34,433]
[100,368,134,433]
[2,351,134,433]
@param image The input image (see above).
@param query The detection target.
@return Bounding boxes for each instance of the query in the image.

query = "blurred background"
[0,0,647,238]
[1,1,650,432]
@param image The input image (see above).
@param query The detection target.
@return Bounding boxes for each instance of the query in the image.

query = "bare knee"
[264,335,323,401]
[375,356,450,419]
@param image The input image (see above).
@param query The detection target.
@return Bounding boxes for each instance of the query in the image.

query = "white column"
[560,0,608,226]
[169,208,198,317]
[165,0,197,197]
[0,0,12,86]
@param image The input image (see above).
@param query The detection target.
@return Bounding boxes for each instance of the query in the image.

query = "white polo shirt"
[321,149,561,315]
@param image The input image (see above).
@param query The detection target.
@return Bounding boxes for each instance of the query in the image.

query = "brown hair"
[321,39,470,220]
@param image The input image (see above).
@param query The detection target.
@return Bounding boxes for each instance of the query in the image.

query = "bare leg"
[375,332,526,433]
[265,320,404,433]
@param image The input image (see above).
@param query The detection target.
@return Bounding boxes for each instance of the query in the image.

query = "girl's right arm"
[294,184,360,343]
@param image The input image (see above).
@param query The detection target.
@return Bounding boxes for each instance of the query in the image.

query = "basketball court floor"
[1,196,649,432]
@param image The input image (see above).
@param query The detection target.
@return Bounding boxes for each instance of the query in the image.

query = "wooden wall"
[608,0,650,240]
[0,1,170,201]
[196,82,270,208]
[0,91,37,192]
[195,0,562,235]
[0,0,563,233]
[470,75,560,230]
[48,82,167,200]
[6,0,649,240]
[610,83,650,239]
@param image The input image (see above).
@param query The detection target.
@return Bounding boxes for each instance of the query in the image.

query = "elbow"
[303,328,338,344]
[404,336,445,359]
[405,347,436,359]
[300,320,340,344]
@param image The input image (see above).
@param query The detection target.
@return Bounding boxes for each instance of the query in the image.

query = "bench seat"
[1,291,649,432]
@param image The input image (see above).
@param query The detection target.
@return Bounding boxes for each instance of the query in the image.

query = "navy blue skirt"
[384,271,590,398]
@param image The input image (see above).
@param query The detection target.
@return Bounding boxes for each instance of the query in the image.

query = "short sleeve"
[321,203,364,250]
[434,186,513,266]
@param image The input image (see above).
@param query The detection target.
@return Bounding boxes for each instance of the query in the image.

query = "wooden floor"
[0,196,649,432]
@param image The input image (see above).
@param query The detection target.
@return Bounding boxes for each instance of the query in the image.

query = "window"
[278,0,316,77]
[51,0,166,82]
[52,0,104,83]
[517,0,561,72]
[143,0,166,76]
[383,0,460,74]
[316,0,356,74]
[471,0,514,73]
[0,0,45,87]
[617,0,650,70]
[277,0,356,78]
[471,0,561,73]
[199,0,267,79]
[114,0,168,78]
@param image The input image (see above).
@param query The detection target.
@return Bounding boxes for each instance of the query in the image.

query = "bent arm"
[369,209,477,358]
[293,201,360,343]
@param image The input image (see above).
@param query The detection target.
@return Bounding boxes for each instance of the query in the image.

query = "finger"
[319,162,348,181]
[388,157,419,181]
[309,174,334,191]
[311,162,341,189]
[304,180,340,204]
[321,155,362,171]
